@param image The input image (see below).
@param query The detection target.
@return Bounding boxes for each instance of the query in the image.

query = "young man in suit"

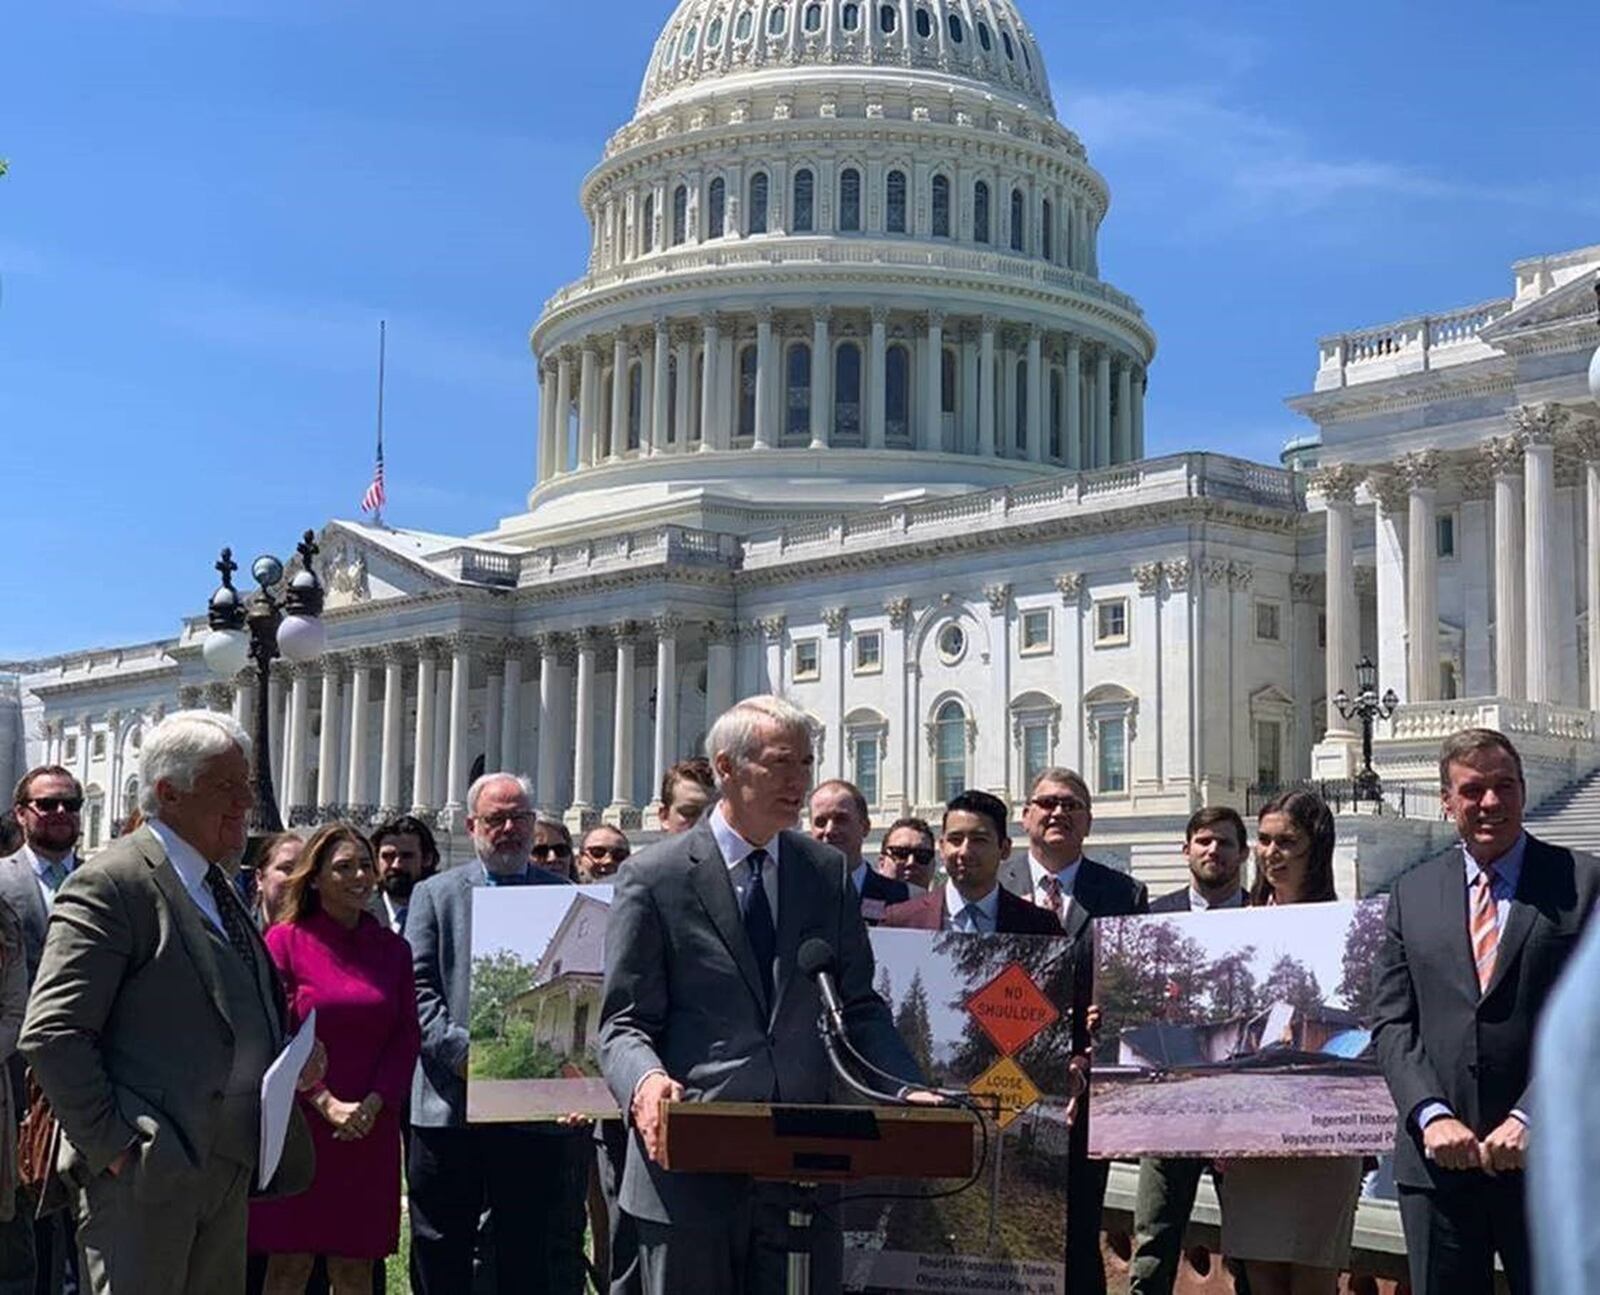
[20,711,319,1295]
[808,779,908,924]
[1000,767,1149,1295]
[884,790,1062,935]
[600,696,932,1295]
[877,817,938,893]
[367,813,439,936]
[1372,728,1600,1295]
[1130,806,1250,1295]
[405,773,587,1295]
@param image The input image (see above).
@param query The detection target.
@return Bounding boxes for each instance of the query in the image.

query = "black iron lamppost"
[1333,655,1398,804]
[200,531,326,833]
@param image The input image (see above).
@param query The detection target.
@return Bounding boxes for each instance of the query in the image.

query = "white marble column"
[431,656,450,809]
[698,314,721,451]
[978,316,996,457]
[604,624,639,824]
[379,647,405,813]
[233,678,254,731]
[316,661,341,813]
[411,644,437,813]
[610,334,629,459]
[347,653,372,809]
[537,360,555,485]
[577,345,598,468]
[1313,466,1362,736]
[705,623,736,724]
[1400,451,1441,702]
[982,584,1011,797]
[501,649,523,772]
[1577,419,1600,709]
[758,615,786,693]
[1484,437,1526,699]
[1115,360,1133,463]
[1094,349,1112,465]
[651,319,671,455]
[650,616,680,814]
[1024,326,1044,462]
[923,310,945,453]
[484,648,504,780]
[536,637,568,814]
[1517,404,1562,703]
[567,628,598,827]
[1369,475,1410,705]
[1065,338,1082,469]
[445,637,472,820]
[673,328,693,451]
[552,351,572,477]
[1132,369,1146,461]
[867,307,888,450]
[809,309,831,450]
[267,668,285,804]
[286,665,312,814]
[753,307,775,450]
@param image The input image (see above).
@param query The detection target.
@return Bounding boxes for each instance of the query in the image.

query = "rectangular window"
[792,639,820,682]
[64,737,78,762]
[92,732,106,758]
[854,630,883,674]
[1020,608,1052,655]
[1254,719,1283,789]
[1255,600,1282,643]
[852,736,880,808]
[1096,717,1127,794]
[1317,613,1327,649]
[1094,599,1128,646]
[1022,723,1051,790]
[1437,513,1456,559]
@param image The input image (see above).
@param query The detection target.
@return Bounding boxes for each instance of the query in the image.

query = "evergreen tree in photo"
[1260,953,1323,1018]
[1336,901,1387,1022]
[894,970,936,1081]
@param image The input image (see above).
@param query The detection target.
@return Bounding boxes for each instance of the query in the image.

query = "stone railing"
[522,525,738,584]
[542,237,1144,320]
[1312,297,1512,392]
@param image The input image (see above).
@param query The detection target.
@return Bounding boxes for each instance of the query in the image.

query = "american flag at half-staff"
[362,320,388,523]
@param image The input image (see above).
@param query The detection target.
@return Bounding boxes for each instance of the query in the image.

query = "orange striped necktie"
[1470,865,1499,994]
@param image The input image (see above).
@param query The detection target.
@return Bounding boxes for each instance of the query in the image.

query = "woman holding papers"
[248,824,420,1295]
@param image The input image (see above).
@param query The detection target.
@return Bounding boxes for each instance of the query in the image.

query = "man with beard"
[368,814,439,936]
[1129,807,1251,1295]
[0,765,88,1294]
[405,773,588,1295]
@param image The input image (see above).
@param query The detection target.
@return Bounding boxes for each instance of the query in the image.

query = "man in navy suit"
[884,790,1061,936]
[1130,806,1251,1295]
[808,779,908,924]
[1372,729,1600,1295]
[999,767,1148,1295]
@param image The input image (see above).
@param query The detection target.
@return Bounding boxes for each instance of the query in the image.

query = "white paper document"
[258,1008,317,1190]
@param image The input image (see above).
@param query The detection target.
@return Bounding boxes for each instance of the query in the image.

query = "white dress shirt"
[20,843,79,909]
[145,818,227,934]
[944,882,1001,933]
[1188,887,1245,912]
[850,862,869,894]
[711,803,780,924]
[1028,853,1082,917]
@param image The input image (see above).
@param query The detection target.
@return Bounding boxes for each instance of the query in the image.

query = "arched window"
[681,25,699,57]
[1001,29,1015,60]
[672,185,687,245]
[1050,370,1064,459]
[1015,360,1028,452]
[942,347,957,416]
[886,169,907,234]
[786,344,811,441]
[793,168,815,232]
[767,5,786,35]
[121,775,139,825]
[977,21,992,51]
[748,172,769,234]
[627,364,643,450]
[737,343,758,439]
[735,9,754,40]
[879,3,897,34]
[707,15,724,45]
[934,700,967,803]
[804,2,823,32]
[973,180,991,244]
[667,355,679,443]
[915,7,932,38]
[842,3,860,31]
[885,344,911,442]
[834,342,862,442]
[931,174,951,237]
[1041,198,1053,262]
[641,194,655,255]
[1010,187,1026,252]
[708,177,726,238]
[839,167,862,232]
[692,351,705,443]
[947,12,964,42]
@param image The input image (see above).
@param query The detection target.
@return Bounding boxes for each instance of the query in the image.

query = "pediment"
[317,520,523,609]
[1480,272,1600,345]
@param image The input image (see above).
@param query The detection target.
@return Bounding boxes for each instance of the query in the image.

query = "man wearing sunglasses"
[876,817,938,892]
[1001,767,1148,1295]
[531,816,577,881]
[578,825,631,883]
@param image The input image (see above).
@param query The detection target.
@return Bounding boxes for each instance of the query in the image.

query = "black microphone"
[798,938,847,1038]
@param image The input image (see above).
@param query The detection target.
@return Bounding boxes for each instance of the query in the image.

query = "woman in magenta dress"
[249,823,421,1295]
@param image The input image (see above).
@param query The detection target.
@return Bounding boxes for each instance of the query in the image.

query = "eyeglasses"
[583,845,630,862]
[25,797,83,815]
[476,811,535,831]
[531,842,572,859]
[1029,795,1088,815]
[882,845,935,865]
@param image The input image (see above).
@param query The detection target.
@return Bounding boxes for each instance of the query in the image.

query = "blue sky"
[4,0,1597,659]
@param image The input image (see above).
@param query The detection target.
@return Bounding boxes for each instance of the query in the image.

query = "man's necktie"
[206,865,261,971]
[1040,873,1065,920]
[955,904,984,934]
[1470,865,1499,993]
[40,859,70,896]
[743,849,777,1005]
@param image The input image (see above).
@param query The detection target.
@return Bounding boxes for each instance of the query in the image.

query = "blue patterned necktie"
[743,849,777,1005]
[40,858,71,896]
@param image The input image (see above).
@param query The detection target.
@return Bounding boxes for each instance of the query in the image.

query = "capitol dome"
[503,0,1156,547]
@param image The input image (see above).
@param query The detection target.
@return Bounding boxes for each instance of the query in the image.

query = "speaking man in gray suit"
[19,710,319,1295]
[600,694,930,1295]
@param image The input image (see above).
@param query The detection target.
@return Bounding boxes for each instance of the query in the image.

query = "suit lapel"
[1062,862,1097,942]
[146,841,234,1029]
[998,856,1031,900]
[1430,849,1481,1000]
[687,824,769,1014]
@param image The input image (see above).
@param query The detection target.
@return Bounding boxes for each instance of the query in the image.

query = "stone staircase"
[1525,766,1600,855]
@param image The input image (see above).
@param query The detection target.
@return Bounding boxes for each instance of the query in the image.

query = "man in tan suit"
[20,710,320,1295]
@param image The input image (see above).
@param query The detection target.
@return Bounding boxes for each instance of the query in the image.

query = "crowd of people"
[0,698,1591,1295]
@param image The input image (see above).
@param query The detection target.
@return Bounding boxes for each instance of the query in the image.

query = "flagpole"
[373,320,386,528]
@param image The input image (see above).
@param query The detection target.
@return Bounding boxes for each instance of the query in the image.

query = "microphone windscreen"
[797,938,836,979]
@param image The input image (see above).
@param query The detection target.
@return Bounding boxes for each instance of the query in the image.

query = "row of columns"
[1314,403,1600,731]
[535,311,1146,483]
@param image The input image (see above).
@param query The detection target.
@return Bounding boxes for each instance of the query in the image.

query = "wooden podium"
[660,1101,977,1182]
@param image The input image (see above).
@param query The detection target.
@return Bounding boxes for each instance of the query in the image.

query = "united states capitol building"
[6,0,1600,884]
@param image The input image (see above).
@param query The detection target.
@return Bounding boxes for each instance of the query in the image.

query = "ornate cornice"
[1306,463,1362,504]
[886,597,912,629]
[821,606,848,635]
[1054,572,1083,603]
[983,583,1012,613]
[1163,558,1193,592]
[1132,562,1163,595]
[1394,449,1443,492]
[1481,435,1524,478]
[1511,401,1565,446]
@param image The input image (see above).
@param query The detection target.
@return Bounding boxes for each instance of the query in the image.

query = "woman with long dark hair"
[1219,790,1363,1295]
